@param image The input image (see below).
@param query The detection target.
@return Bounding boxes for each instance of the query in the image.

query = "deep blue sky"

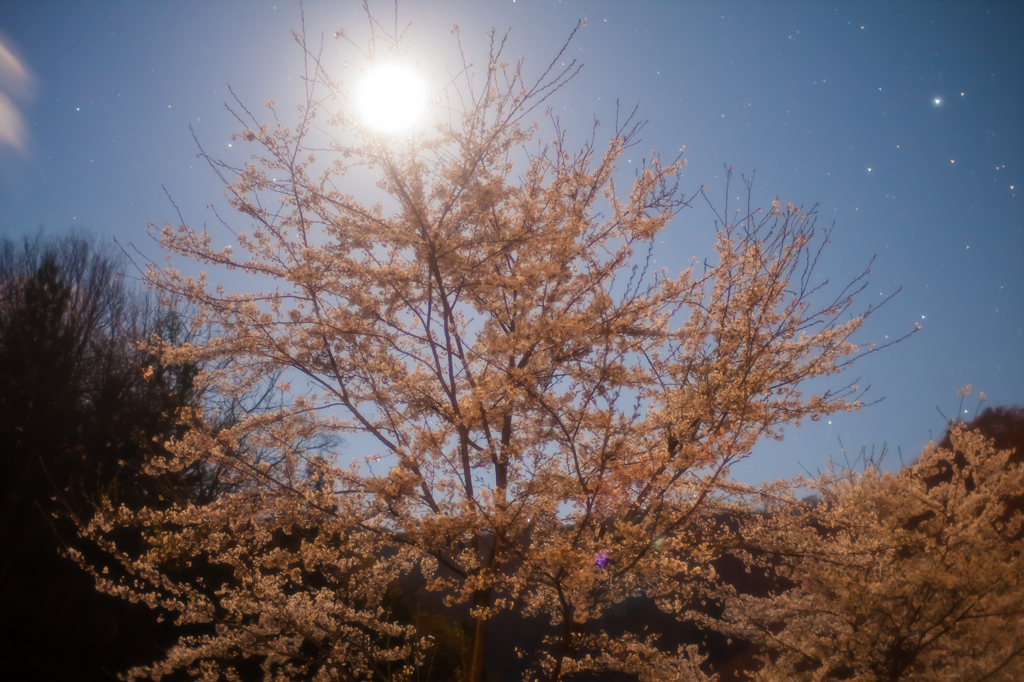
[1,1,1021,483]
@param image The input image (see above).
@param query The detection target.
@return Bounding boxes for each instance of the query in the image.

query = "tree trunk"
[464,529,500,682]
[466,594,490,682]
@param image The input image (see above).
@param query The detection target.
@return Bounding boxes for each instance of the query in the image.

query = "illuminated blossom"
[72,8,914,682]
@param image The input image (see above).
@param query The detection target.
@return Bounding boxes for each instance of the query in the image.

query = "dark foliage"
[924,405,1024,539]
[0,232,212,682]
[938,405,1024,463]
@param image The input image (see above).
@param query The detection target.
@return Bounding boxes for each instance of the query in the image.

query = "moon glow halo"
[357,65,426,133]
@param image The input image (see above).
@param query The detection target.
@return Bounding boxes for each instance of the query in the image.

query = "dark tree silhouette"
[0,232,216,682]
[939,404,1024,460]
[925,404,1024,541]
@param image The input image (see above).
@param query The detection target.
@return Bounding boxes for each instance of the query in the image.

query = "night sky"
[1,1,1020,484]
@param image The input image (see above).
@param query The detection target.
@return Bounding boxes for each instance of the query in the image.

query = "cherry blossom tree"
[76,10,909,682]
[708,420,1024,681]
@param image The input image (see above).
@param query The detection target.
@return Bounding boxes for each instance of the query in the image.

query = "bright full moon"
[357,65,426,133]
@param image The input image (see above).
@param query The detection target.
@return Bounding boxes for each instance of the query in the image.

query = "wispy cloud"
[0,35,34,154]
